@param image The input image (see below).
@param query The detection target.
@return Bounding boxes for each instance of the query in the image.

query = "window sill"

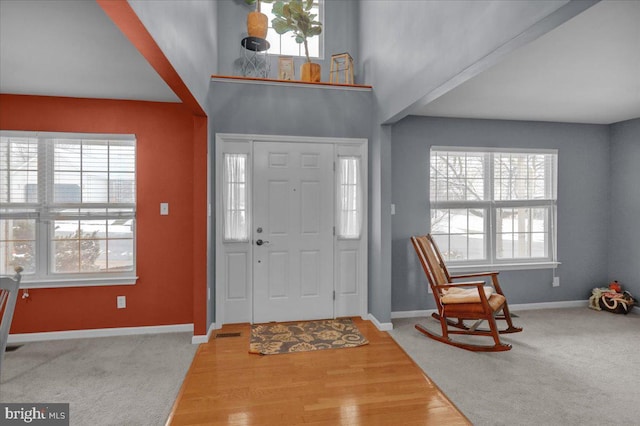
[448,262,560,273]
[19,276,138,289]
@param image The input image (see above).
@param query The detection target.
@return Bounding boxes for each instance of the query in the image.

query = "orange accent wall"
[0,94,204,333]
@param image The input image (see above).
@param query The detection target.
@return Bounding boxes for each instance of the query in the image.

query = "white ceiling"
[414,0,640,125]
[0,0,178,102]
[1,1,638,124]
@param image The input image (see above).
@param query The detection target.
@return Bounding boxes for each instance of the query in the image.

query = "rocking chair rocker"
[411,235,522,352]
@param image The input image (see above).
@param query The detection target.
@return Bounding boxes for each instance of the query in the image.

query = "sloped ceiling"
[413,0,640,124]
[0,0,179,102]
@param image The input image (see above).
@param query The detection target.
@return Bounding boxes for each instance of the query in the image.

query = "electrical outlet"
[117,295,126,309]
[552,277,560,287]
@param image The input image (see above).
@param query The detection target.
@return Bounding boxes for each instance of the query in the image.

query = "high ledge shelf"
[211,75,373,91]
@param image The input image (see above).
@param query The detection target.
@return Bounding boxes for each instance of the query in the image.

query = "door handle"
[256,239,270,246]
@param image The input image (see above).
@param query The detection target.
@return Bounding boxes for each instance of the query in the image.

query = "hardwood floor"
[167,318,470,425]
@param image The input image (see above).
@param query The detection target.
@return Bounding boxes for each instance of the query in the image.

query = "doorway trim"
[214,133,368,327]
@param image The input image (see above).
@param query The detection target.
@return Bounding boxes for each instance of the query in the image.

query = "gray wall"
[209,81,372,137]
[216,0,359,83]
[368,123,392,323]
[391,116,610,312]
[609,118,640,297]
[356,0,597,324]
[208,80,373,319]
[129,0,218,114]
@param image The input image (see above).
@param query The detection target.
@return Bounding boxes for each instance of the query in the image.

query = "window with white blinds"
[430,147,557,267]
[337,156,362,239]
[0,131,136,285]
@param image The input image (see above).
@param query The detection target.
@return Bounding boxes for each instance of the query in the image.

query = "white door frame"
[215,133,368,327]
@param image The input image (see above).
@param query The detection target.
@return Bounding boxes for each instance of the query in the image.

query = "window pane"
[431,208,485,261]
[109,143,135,173]
[281,34,301,56]
[223,154,249,241]
[54,141,81,172]
[1,137,39,203]
[53,220,106,273]
[107,238,134,272]
[0,219,36,274]
[430,151,485,202]
[83,172,109,203]
[494,153,555,200]
[82,141,108,171]
[337,157,362,239]
[496,207,549,259]
[109,173,136,203]
[54,172,82,203]
[431,209,450,234]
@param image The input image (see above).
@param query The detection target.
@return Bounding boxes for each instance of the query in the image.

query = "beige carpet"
[0,332,197,425]
[390,307,640,426]
[249,318,369,355]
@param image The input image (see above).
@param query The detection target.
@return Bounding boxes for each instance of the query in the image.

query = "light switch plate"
[160,202,169,216]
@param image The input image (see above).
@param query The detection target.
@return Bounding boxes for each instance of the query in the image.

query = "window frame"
[429,146,559,271]
[263,0,324,60]
[0,131,137,288]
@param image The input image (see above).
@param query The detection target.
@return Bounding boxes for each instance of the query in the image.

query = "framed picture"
[278,57,294,80]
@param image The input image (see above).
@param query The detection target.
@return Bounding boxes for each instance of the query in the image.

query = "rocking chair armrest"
[436,281,486,290]
[450,271,499,279]
[451,271,506,295]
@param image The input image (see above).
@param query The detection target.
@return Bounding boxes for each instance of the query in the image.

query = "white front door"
[252,141,334,323]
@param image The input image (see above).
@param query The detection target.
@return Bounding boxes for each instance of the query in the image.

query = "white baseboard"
[391,309,437,319]
[391,300,590,319]
[509,300,588,310]
[7,323,194,344]
[367,313,393,331]
[191,322,216,345]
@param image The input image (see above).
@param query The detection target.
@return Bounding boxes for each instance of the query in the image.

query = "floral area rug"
[249,318,369,355]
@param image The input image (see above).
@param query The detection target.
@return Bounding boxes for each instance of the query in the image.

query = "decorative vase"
[300,62,321,82]
[247,11,268,39]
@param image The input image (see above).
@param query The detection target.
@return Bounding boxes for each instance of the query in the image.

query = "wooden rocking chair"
[411,235,522,352]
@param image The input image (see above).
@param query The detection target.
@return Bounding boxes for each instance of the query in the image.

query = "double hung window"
[430,147,557,268]
[0,131,136,286]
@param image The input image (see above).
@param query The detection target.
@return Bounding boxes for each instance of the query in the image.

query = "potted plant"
[271,0,322,82]
[245,0,274,39]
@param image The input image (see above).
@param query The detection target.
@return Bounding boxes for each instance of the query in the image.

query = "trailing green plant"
[271,0,322,63]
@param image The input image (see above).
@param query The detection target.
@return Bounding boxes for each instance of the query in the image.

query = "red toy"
[609,280,622,293]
